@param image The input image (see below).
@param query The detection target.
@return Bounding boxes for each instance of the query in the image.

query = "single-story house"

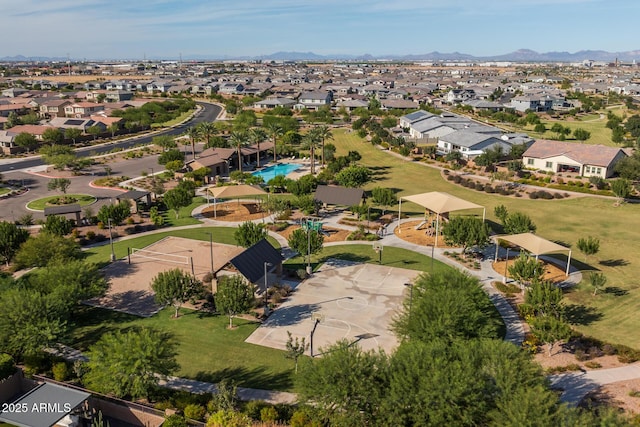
[522,139,628,178]
[253,97,296,110]
[438,130,512,158]
[399,110,434,128]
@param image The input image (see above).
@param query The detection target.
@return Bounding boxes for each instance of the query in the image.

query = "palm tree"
[265,122,283,164]
[302,131,321,175]
[314,125,333,167]
[186,126,200,161]
[197,121,217,148]
[249,128,267,168]
[230,130,248,173]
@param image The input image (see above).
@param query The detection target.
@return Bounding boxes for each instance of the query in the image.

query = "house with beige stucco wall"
[522,139,628,178]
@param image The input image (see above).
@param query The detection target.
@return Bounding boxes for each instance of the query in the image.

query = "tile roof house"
[522,139,628,178]
[38,99,73,118]
[297,91,333,110]
[253,97,296,110]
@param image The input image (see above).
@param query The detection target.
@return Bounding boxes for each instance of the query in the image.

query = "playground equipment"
[301,217,325,233]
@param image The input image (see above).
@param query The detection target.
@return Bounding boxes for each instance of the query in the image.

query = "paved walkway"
[550,363,640,405]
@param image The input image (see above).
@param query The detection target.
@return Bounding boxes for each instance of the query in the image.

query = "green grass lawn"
[26,194,97,211]
[0,187,10,196]
[84,226,281,266]
[162,196,206,227]
[331,128,640,348]
[69,306,297,391]
[151,109,197,128]
[285,244,451,275]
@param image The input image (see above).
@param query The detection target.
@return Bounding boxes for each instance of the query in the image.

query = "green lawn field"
[332,128,640,348]
[69,306,297,391]
[26,194,97,211]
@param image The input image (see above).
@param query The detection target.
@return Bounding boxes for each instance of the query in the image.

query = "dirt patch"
[394,220,455,248]
[589,379,640,415]
[492,257,568,283]
[201,202,266,222]
[277,224,350,243]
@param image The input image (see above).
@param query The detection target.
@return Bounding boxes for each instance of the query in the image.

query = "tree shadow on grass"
[194,366,293,391]
[603,286,629,297]
[564,303,603,326]
[599,259,629,267]
[326,253,369,263]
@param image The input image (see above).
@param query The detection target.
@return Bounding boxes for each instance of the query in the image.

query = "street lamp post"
[205,232,214,275]
[264,262,272,316]
[108,218,116,262]
[306,226,312,276]
[367,205,372,229]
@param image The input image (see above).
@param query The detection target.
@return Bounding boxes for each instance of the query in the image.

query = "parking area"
[245,259,420,355]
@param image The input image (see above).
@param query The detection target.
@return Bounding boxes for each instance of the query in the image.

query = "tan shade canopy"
[494,233,569,255]
[493,232,573,276]
[401,191,483,214]
[206,184,266,198]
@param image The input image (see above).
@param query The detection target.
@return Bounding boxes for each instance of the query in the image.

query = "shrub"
[0,354,15,380]
[184,404,206,421]
[616,345,640,363]
[553,192,564,199]
[585,361,602,369]
[529,192,539,200]
[574,349,588,361]
[452,175,462,183]
[484,184,495,193]
[260,406,279,422]
[243,400,268,420]
[163,414,187,427]
[588,346,603,359]
[52,362,69,382]
[629,390,640,398]
[545,364,582,375]
[603,344,617,356]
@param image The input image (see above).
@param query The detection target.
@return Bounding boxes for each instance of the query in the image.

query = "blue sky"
[3,0,639,59]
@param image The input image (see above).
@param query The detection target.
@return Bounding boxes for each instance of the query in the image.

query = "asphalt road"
[0,102,221,222]
[0,101,222,173]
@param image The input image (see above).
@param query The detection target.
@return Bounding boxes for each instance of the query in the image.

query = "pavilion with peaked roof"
[397,191,485,246]
[493,232,573,276]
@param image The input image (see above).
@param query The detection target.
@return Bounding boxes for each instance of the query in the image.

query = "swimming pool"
[252,163,301,182]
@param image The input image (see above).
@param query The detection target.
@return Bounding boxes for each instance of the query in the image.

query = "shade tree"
[0,221,29,266]
[151,268,202,318]
[442,216,490,255]
[234,222,268,248]
[215,275,255,328]
[84,328,179,399]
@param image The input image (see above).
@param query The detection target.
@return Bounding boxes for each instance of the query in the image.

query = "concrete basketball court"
[87,236,244,317]
[245,259,420,355]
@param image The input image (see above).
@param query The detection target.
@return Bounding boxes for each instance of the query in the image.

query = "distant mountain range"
[2,49,640,63]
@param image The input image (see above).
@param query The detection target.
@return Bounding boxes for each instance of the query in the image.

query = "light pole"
[367,205,372,229]
[306,226,312,276]
[108,218,116,262]
[264,262,272,316]
[205,232,214,276]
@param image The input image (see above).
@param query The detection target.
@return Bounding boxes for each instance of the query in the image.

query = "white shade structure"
[397,191,485,247]
[493,232,572,276]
